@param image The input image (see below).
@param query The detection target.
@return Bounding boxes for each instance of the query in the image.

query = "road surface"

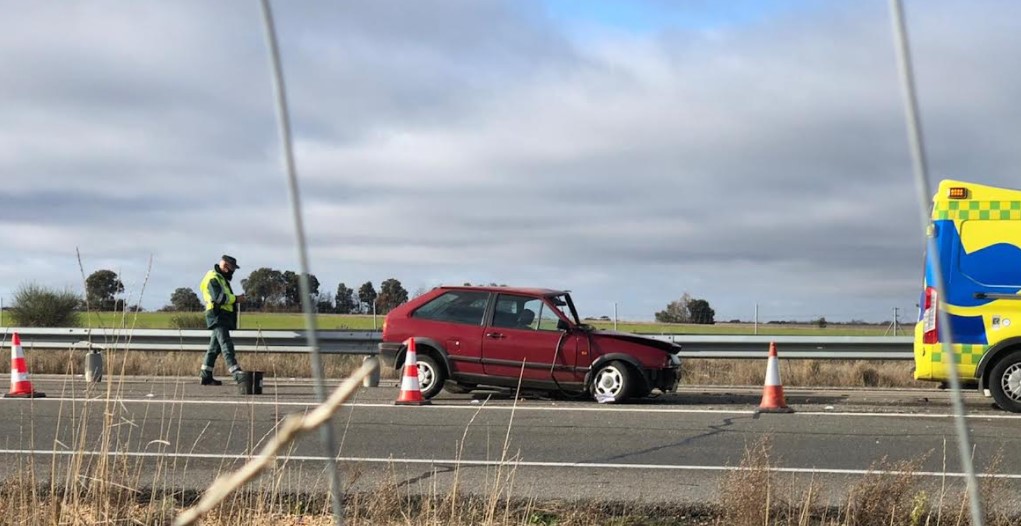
[1,375,1018,509]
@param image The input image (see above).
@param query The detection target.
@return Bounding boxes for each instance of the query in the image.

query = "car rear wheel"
[591,361,632,403]
[990,351,1021,413]
[413,354,445,399]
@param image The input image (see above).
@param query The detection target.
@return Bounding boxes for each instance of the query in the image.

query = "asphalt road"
[2,375,1020,509]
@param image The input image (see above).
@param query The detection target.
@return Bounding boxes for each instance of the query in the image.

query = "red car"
[379,286,682,403]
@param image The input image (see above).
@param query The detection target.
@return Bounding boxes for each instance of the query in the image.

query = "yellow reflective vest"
[200,269,236,313]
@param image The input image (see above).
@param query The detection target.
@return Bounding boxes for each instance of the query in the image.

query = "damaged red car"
[379,286,682,403]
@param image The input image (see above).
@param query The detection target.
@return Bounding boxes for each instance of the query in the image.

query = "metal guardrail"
[657,335,913,359]
[1,328,380,355]
[0,328,914,360]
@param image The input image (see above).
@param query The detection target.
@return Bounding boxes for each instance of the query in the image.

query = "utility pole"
[885,307,902,336]
[613,302,618,331]
[754,303,759,335]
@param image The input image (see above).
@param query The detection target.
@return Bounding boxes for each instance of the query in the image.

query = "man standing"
[199,255,246,385]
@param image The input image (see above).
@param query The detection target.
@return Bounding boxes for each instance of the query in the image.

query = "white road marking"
[14,396,1021,419]
[0,448,1019,479]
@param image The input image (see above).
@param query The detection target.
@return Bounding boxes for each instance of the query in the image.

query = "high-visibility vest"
[200,270,236,312]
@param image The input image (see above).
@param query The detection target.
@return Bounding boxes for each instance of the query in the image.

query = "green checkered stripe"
[934,201,1021,220]
[931,344,986,365]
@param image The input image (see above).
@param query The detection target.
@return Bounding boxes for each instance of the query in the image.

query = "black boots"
[200,374,222,386]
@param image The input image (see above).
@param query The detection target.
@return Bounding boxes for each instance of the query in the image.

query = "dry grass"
[10,349,397,381]
[843,455,929,525]
[712,435,1021,526]
[718,435,783,526]
[7,351,926,388]
[682,359,926,388]
[2,414,1018,525]
[0,332,1012,524]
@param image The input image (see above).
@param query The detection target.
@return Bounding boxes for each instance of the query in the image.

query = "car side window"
[492,294,543,330]
[412,291,489,325]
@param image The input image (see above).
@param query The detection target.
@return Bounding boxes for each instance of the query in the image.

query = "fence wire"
[171,3,990,525]
[173,357,378,526]
[256,0,345,523]
[889,0,983,524]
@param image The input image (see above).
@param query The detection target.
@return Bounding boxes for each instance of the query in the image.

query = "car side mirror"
[556,319,570,331]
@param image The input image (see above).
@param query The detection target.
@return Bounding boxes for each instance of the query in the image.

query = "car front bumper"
[650,366,680,393]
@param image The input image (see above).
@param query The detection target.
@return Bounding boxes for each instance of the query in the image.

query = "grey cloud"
[0,1,1016,321]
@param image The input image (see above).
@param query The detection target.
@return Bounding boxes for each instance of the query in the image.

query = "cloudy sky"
[2,1,1020,323]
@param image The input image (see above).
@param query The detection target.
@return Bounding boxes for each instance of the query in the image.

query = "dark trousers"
[202,326,240,376]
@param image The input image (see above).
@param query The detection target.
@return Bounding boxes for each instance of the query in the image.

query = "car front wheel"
[990,351,1021,413]
[591,361,632,403]
[402,353,445,399]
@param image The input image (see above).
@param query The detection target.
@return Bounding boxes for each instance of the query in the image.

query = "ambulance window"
[958,220,1021,287]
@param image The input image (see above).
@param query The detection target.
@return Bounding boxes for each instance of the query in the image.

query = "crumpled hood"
[590,330,682,354]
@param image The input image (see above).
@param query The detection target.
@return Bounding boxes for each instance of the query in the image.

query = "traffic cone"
[395,338,430,406]
[757,341,791,413]
[5,332,46,398]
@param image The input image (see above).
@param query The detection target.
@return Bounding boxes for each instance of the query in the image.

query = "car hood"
[590,330,681,353]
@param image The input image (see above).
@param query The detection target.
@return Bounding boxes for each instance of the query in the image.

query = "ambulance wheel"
[989,351,1021,413]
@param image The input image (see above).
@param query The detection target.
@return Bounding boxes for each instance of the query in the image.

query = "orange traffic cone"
[395,338,430,406]
[757,341,791,413]
[5,332,46,398]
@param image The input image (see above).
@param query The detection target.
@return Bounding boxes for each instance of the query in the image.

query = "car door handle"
[485,332,505,339]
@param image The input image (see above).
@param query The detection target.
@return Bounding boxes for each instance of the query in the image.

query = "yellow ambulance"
[915,179,1021,412]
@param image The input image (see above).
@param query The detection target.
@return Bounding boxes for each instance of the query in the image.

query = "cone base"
[394,399,431,406]
[4,392,46,398]
[757,406,794,414]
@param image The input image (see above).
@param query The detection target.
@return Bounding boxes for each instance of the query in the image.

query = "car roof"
[437,285,568,297]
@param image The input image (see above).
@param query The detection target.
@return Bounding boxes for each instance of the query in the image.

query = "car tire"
[443,381,476,394]
[591,361,633,403]
[989,351,1021,413]
[414,354,446,400]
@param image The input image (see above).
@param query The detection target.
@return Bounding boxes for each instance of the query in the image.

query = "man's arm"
[206,278,228,307]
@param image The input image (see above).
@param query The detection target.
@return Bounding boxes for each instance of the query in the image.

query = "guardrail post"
[84,348,103,383]
[362,355,380,387]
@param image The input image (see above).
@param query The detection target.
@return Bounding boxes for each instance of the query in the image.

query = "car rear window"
[412,290,489,325]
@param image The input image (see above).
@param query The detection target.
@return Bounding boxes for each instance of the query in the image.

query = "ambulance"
[915,179,1021,412]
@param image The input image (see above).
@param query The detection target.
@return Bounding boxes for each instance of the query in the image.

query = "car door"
[481,294,579,383]
[408,290,490,375]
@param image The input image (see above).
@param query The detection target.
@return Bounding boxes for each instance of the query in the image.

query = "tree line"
[8,269,720,325]
[16,268,413,315]
[655,292,716,325]
[167,268,410,314]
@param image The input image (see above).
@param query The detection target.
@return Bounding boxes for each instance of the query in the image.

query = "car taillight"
[382,318,388,339]
[922,286,938,344]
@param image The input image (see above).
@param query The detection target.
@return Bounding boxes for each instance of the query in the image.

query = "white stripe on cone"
[758,342,791,412]
[763,355,782,386]
[10,335,30,383]
[400,350,422,392]
[7,331,44,398]
[395,338,429,405]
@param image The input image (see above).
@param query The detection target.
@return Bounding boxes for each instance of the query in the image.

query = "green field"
[78,311,386,330]
[70,311,899,335]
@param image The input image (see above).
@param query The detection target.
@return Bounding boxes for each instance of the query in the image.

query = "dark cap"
[221,255,240,269]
